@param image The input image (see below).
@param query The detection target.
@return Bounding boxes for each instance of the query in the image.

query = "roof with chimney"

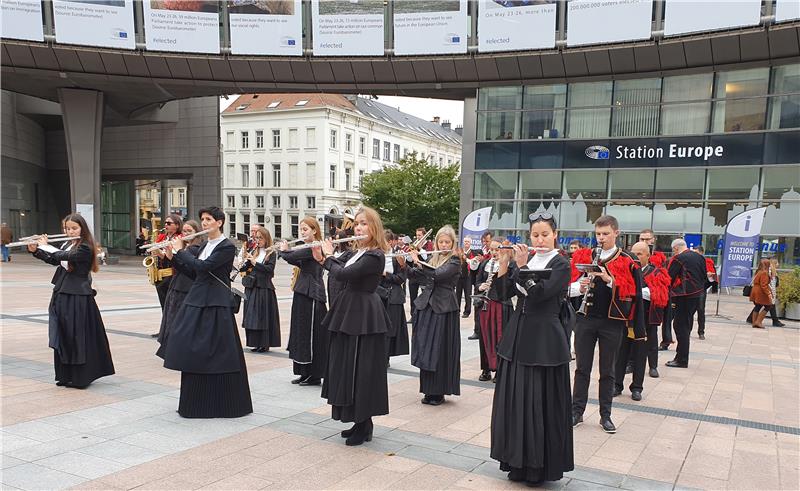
[222,93,461,145]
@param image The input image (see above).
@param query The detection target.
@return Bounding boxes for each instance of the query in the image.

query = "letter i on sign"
[744,215,751,232]
[476,216,480,227]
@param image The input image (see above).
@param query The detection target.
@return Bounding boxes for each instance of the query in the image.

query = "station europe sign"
[586,144,724,161]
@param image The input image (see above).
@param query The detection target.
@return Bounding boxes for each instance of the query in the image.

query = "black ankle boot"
[341,424,357,438]
[346,418,373,446]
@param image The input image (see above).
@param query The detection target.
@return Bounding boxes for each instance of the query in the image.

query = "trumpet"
[7,235,80,248]
[142,229,210,252]
[287,235,368,251]
[410,229,432,251]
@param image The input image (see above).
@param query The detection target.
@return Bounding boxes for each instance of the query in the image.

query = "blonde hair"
[354,207,388,252]
[428,225,457,268]
[301,216,322,241]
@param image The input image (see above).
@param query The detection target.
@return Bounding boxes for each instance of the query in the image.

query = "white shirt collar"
[526,248,559,269]
[198,235,225,261]
[345,249,366,268]
[600,246,618,261]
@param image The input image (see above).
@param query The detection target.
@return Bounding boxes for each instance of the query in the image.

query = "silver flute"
[386,249,453,259]
[287,235,368,251]
[7,236,79,248]
[143,229,210,252]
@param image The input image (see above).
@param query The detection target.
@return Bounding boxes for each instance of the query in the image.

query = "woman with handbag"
[163,207,252,418]
[748,259,773,329]
[240,227,281,353]
[490,214,574,486]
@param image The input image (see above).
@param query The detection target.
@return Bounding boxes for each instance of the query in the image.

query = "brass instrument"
[7,235,79,248]
[141,230,209,285]
[410,229,432,251]
[142,255,164,286]
[578,247,604,315]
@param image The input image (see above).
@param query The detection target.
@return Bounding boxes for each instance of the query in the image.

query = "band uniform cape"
[667,250,707,299]
[156,242,203,355]
[475,257,514,371]
[490,252,574,482]
[410,256,462,396]
[32,242,115,387]
[281,248,328,378]
[379,256,410,357]
[321,249,390,423]
[240,251,281,349]
[642,253,671,326]
[163,237,252,418]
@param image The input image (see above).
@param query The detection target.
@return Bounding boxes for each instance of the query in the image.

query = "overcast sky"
[220,94,464,128]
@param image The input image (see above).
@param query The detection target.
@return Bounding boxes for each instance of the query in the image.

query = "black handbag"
[210,272,245,314]
[559,296,576,342]
[742,285,752,296]
[241,273,256,289]
[375,285,390,301]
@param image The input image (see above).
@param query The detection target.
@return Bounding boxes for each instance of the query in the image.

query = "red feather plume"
[570,248,594,282]
[606,254,637,300]
[645,267,671,308]
[650,251,666,269]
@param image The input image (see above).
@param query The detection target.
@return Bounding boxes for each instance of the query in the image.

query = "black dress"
[409,256,462,397]
[240,251,281,349]
[156,243,202,358]
[321,249,390,423]
[32,242,115,388]
[490,252,574,483]
[163,237,253,418]
[280,248,328,379]
[381,257,409,357]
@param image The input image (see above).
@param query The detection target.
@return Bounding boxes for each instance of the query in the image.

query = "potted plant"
[777,267,800,321]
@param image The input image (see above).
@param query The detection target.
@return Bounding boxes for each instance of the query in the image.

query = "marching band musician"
[327,214,355,306]
[155,220,204,358]
[148,214,182,337]
[280,216,328,386]
[490,212,573,486]
[468,231,493,340]
[240,227,280,353]
[407,225,461,406]
[28,213,115,389]
[408,227,434,317]
[457,237,474,319]
[569,215,646,434]
[380,232,410,363]
[614,241,670,401]
[162,207,252,418]
[475,240,512,383]
[312,207,391,446]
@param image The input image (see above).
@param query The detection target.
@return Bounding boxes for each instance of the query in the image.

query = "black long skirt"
[155,288,187,358]
[490,360,574,482]
[242,287,281,349]
[287,293,328,379]
[323,331,389,423]
[412,308,461,396]
[385,302,409,357]
[48,292,115,388]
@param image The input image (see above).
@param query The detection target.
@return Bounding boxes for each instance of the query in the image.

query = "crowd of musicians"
[26,206,719,486]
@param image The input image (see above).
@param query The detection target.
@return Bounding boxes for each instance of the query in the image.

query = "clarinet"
[578,247,603,315]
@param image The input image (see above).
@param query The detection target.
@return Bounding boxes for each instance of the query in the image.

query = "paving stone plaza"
[1,256,798,490]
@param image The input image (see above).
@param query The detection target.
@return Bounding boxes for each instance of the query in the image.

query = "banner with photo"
[53,0,135,49]
[311,0,384,56]
[1,0,44,42]
[478,0,556,53]
[566,0,653,47]
[776,0,800,22]
[394,0,467,56]
[143,0,220,54]
[229,0,301,55]
[664,0,761,36]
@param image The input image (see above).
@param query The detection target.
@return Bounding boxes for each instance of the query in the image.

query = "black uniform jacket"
[380,258,407,305]
[170,243,203,293]
[239,251,277,290]
[668,249,707,298]
[281,248,327,303]
[408,256,461,314]
[33,242,94,295]
[173,238,235,308]
[475,258,513,306]
[323,249,390,336]
[496,254,571,366]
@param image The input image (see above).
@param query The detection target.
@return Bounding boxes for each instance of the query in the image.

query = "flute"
[386,249,453,259]
[143,229,210,252]
[287,235,368,251]
[7,236,79,248]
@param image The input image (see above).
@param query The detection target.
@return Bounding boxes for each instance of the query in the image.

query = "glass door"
[101,181,133,253]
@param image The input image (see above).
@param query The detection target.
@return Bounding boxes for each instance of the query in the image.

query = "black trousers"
[155,276,172,310]
[661,302,674,346]
[615,335,646,394]
[673,296,699,365]
[572,316,624,419]
[646,323,659,369]
[456,272,472,315]
[696,292,707,335]
[409,280,420,315]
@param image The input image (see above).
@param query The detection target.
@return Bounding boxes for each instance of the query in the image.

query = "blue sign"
[720,207,768,288]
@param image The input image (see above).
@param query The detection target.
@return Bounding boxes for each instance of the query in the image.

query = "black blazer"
[173,238,235,308]
[408,256,460,314]
[280,248,326,303]
[380,258,407,305]
[32,242,94,295]
[170,243,203,293]
[322,249,389,336]
[240,251,277,290]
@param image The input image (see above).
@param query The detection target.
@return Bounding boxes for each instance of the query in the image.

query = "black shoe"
[649,367,660,378]
[600,417,616,433]
[461,312,470,318]
[658,344,669,351]
[572,412,583,427]
[478,370,491,382]
[698,334,706,340]
[665,360,688,368]
[468,332,480,340]
[631,391,642,401]
[341,424,357,438]
[250,347,260,352]
[150,333,159,338]
[773,321,786,327]
[428,395,444,406]
[291,376,306,384]
[625,364,633,374]
[613,388,622,397]
[421,395,432,405]
[507,469,526,482]
[56,381,66,386]
[345,419,373,446]
[299,377,321,386]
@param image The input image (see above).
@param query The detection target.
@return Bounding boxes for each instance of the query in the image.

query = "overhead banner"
[229,0,301,55]
[719,207,767,288]
[776,0,800,22]
[664,0,761,36]
[567,0,653,46]
[394,0,467,56]
[478,0,556,53]
[143,0,220,54]
[311,0,384,56]
[461,206,492,244]
[1,0,44,42]
[53,0,135,49]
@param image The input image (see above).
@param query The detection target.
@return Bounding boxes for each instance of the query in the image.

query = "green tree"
[360,152,460,235]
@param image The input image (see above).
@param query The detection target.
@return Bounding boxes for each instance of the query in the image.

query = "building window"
[393,144,400,162]
[290,215,299,238]
[289,196,298,209]
[273,215,282,239]
[255,164,264,187]
[345,133,353,153]
[521,84,566,139]
[383,141,390,161]
[611,78,662,137]
[768,64,800,130]
[242,213,250,232]
[359,136,366,155]
[329,165,337,189]
[226,131,234,149]
[306,127,316,147]
[241,131,249,149]
[241,165,250,187]
[272,129,281,148]
[272,164,281,187]
[228,214,237,238]
[712,67,769,132]
[255,130,264,149]
[345,168,352,191]
[358,170,365,189]
[477,86,522,140]
[226,164,234,185]
[178,188,185,206]
[256,195,264,208]
[566,82,613,138]
[306,163,316,187]
[272,195,281,208]
[330,129,338,149]
[307,196,316,209]
[288,163,298,188]
[288,128,298,148]
[372,138,380,158]
[241,195,250,208]
[226,195,235,208]
[661,74,713,135]
[256,213,265,225]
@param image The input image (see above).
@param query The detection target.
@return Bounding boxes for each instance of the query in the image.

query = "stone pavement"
[1,255,799,490]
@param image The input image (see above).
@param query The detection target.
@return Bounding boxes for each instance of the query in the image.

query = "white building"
[220,93,462,240]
